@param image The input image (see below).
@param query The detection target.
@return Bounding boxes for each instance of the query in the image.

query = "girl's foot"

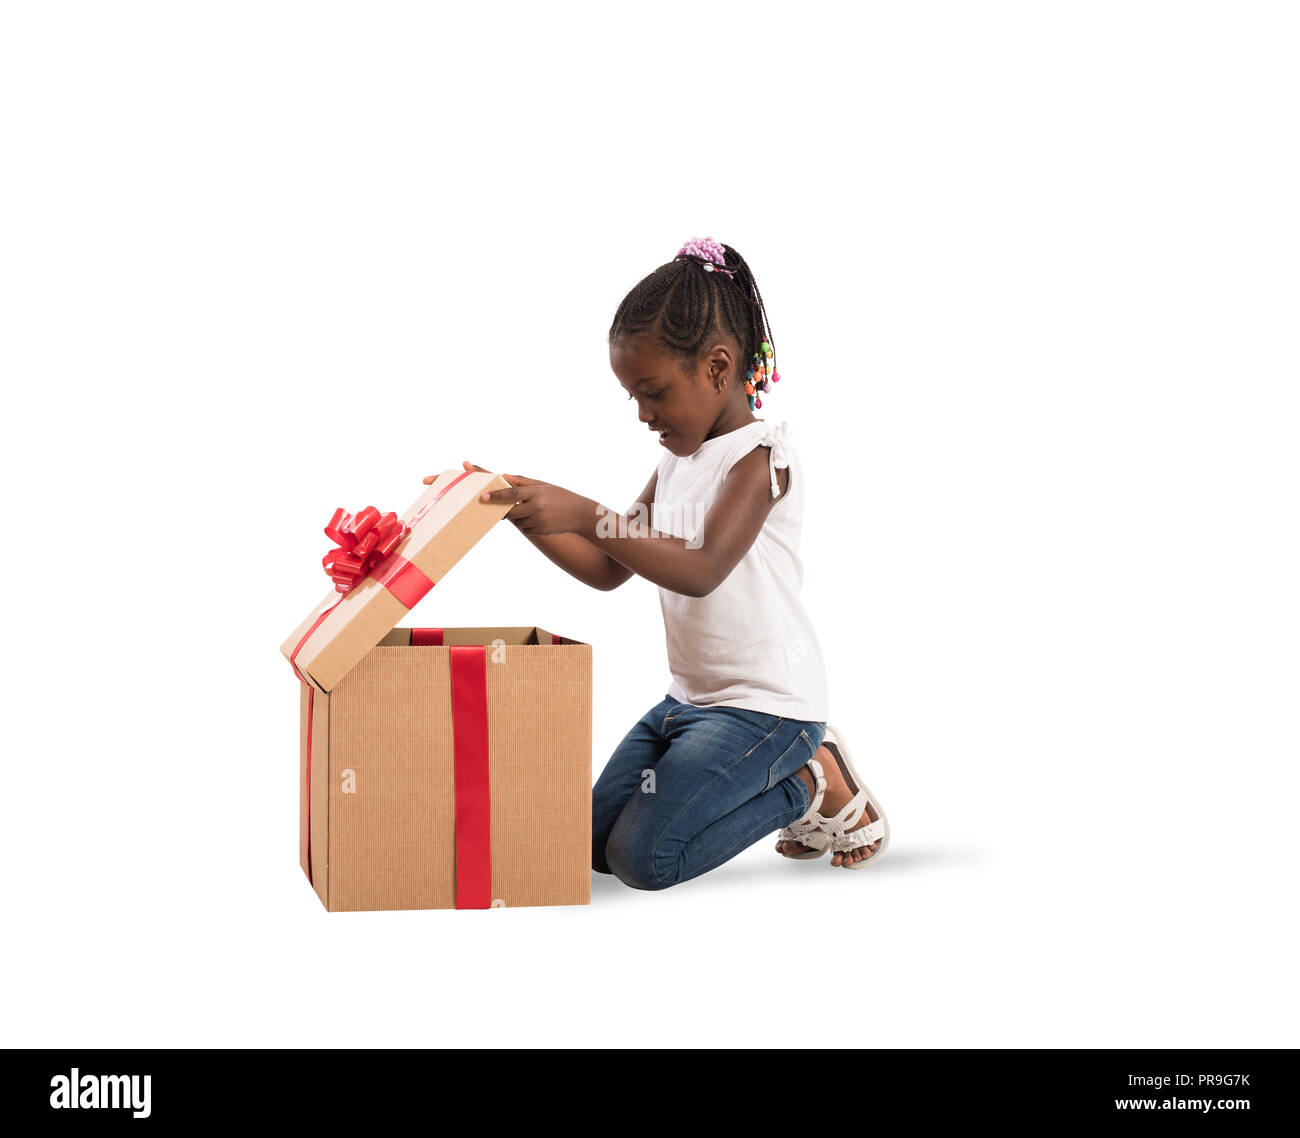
[775,745,883,867]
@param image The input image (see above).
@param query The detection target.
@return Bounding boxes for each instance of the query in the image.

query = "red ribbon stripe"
[449,645,492,910]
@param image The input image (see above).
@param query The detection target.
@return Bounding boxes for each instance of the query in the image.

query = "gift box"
[280,469,593,911]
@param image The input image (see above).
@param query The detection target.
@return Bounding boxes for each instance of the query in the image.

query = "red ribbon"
[374,554,435,609]
[450,646,492,909]
[322,506,410,594]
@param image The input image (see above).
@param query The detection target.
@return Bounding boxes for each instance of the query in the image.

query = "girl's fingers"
[480,486,525,503]
[456,462,540,489]
[449,464,540,499]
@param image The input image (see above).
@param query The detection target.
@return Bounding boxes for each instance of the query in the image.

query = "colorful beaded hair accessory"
[746,340,779,410]
[675,236,736,279]
[675,236,780,409]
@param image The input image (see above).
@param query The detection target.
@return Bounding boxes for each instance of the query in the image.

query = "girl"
[445,237,889,890]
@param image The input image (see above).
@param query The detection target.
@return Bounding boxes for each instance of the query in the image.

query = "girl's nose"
[637,403,655,424]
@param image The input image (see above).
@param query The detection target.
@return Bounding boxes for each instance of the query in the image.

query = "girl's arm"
[446,462,655,591]
[523,531,623,590]
[528,469,656,590]
[575,447,787,598]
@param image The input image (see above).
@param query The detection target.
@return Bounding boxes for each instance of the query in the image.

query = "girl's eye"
[648,390,665,401]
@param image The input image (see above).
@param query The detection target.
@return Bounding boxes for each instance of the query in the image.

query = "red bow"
[322,506,410,594]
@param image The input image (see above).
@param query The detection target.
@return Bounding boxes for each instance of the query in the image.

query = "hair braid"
[609,241,780,404]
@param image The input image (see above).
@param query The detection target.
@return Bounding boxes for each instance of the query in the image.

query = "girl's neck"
[702,405,758,443]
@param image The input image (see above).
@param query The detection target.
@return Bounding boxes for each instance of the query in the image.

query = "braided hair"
[608,239,780,408]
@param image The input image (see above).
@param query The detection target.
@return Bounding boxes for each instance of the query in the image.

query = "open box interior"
[378,626,584,648]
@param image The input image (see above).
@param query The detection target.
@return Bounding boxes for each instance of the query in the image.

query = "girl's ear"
[704,341,736,387]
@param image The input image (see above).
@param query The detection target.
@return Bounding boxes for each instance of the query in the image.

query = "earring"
[715,376,728,392]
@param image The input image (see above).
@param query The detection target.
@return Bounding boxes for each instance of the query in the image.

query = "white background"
[2,2,1296,1048]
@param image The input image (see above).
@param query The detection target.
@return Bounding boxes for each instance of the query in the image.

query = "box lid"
[281,468,515,691]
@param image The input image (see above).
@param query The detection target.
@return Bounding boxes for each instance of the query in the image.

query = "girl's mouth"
[656,428,672,445]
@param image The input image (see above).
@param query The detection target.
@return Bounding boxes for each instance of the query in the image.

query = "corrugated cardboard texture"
[299,686,330,910]
[280,470,514,692]
[322,632,592,911]
[478,643,591,909]
[299,685,310,878]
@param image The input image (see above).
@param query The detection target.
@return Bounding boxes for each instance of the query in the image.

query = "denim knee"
[605,830,673,891]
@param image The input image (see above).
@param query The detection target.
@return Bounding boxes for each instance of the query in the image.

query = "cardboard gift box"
[280,469,593,911]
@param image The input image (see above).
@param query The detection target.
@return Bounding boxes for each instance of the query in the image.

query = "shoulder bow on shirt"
[758,420,792,498]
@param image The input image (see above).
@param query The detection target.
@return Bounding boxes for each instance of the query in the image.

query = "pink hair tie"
[676,236,735,278]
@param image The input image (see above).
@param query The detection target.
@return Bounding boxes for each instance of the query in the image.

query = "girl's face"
[610,334,752,458]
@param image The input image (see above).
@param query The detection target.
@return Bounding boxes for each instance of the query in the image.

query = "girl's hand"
[481,471,593,536]
[425,461,592,536]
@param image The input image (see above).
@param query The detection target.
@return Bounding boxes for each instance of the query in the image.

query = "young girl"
[450,237,889,889]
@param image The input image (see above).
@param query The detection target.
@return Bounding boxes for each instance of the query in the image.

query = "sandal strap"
[778,816,829,848]
[803,757,827,817]
[780,816,820,838]
[829,818,886,852]
[777,827,830,851]
[786,757,827,829]
[819,789,868,836]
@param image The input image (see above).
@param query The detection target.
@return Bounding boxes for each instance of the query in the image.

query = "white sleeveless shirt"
[649,419,830,722]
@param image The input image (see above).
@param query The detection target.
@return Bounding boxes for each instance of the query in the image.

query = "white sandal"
[819,725,889,869]
[774,756,831,859]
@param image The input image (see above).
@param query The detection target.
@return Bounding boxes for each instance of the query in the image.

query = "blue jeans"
[592,694,828,890]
